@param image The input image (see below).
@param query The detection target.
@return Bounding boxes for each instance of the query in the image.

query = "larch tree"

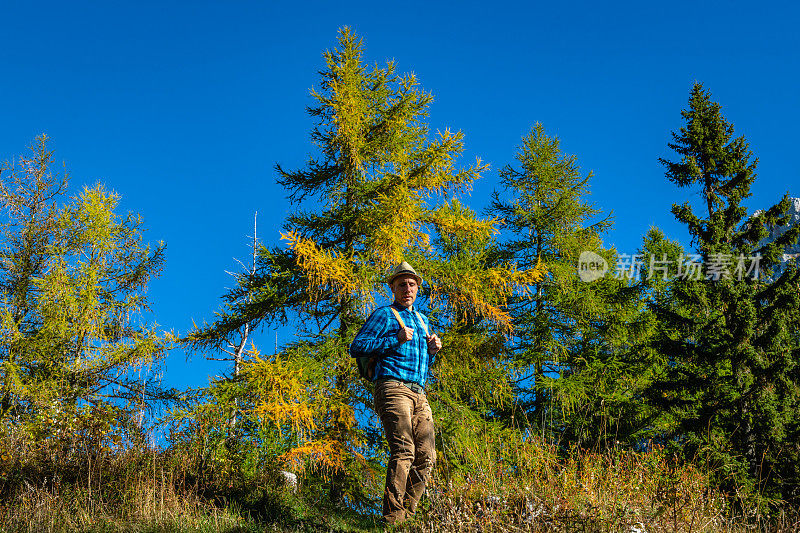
[184,28,544,505]
[489,124,652,448]
[0,136,170,449]
[647,83,800,503]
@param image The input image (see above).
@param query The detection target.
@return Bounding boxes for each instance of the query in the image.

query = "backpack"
[356,306,428,381]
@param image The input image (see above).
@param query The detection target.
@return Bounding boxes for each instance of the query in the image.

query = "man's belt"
[377,377,424,394]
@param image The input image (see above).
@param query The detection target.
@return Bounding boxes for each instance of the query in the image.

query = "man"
[350,261,442,525]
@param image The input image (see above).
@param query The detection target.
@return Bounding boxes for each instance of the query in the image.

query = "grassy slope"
[2,437,798,533]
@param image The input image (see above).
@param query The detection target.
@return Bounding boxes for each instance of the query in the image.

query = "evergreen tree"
[489,124,651,447]
[647,83,800,503]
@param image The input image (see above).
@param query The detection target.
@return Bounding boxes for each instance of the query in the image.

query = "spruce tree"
[648,83,800,503]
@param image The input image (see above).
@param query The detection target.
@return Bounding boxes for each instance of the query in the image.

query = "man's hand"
[426,334,442,355]
[397,326,414,344]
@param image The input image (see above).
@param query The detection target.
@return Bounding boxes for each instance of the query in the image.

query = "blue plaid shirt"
[349,303,432,387]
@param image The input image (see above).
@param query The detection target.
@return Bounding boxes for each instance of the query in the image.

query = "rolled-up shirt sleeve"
[349,307,401,358]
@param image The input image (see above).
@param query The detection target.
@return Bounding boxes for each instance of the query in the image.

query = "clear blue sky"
[2,1,798,392]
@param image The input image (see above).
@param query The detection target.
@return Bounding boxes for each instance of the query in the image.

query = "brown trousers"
[374,380,436,524]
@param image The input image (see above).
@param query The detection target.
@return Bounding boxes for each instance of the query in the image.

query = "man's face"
[391,275,419,307]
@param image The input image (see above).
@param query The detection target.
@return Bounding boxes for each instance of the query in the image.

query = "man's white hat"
[387,261,423,286]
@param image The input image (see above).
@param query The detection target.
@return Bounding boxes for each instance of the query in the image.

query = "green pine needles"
[645,83,800,504]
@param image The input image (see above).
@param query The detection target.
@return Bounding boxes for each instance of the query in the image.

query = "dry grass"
[0,477,252,533]
[1,421,797,532]
[405,437,800,533]
[0,423,259,532]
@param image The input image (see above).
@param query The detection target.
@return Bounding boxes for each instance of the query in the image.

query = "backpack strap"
[390,306,429,337]
[389,306,406,329]
[415,311,429,337]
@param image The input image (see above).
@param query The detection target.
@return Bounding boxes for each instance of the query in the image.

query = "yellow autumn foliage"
[279,438,347,475]
[327,402,356,434]
[431,258,547,333]
[244,353,317,438]
[281,231,366,304]
[428,196,499,243]
[435,215,498,241]
[406,129,484,196]
[366,188,425,266]
[326,57,367,171]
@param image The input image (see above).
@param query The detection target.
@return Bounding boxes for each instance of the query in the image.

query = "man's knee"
[387,432,416,462]
[417,444,436,471]
[414,421,436,463]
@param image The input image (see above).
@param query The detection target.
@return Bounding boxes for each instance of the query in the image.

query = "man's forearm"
[350,334,400,358]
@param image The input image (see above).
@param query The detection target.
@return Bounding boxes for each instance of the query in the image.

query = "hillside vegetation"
[1,29,798,532]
